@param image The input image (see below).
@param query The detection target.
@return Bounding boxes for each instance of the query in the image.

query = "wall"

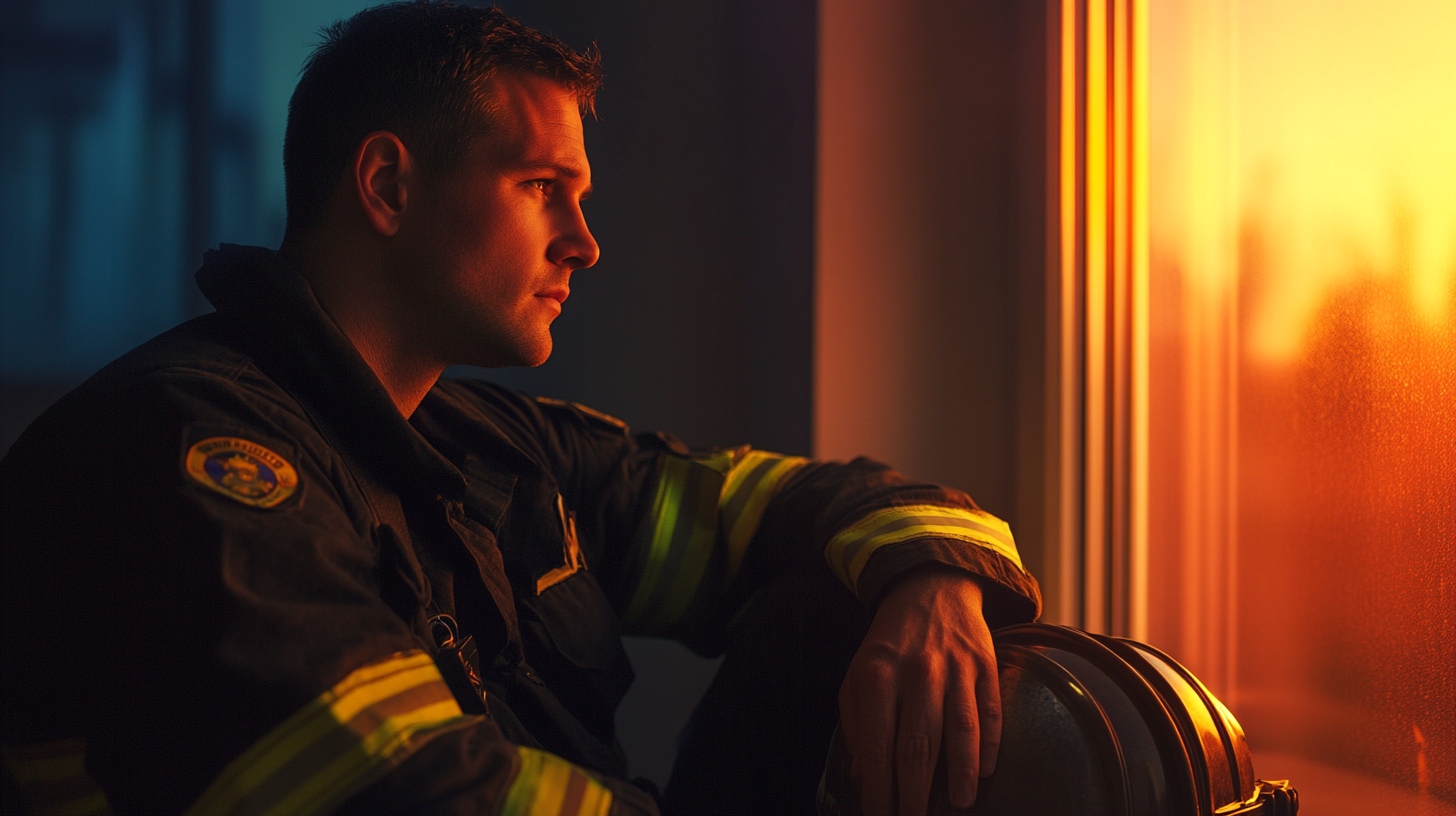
[817,0,1053,581]
[0,0,268,448]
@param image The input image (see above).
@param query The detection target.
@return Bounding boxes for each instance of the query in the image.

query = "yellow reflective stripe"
[622,456,690,625]
[1,739,111,816]
[625,449,809,629]
[33,792,110,816]
[825,505,1023,594]
[499,747,612,816]
[622,454,725,629]
[187,651,478,816]
[719,451,809,582]
[2,739,90,784]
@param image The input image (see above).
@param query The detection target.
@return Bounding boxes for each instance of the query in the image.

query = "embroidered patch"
[185,437,298,509]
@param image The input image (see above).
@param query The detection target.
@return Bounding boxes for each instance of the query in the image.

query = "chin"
[518,350,552,368]
[515,333,554,367]
[465,333,553,369]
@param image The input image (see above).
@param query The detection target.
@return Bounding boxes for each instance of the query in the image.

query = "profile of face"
[396,74,600,369]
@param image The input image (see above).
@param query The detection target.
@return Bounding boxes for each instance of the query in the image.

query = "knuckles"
[978,693,1003,724]
[944,699,979,733]
[898,731,935,768]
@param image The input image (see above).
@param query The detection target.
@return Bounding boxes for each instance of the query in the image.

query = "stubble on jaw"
[400,76,589,371]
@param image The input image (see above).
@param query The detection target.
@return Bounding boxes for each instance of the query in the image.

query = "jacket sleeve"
[436,380,1041,654]
[0,370,654,816]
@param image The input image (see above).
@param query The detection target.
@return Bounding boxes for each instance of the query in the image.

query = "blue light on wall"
[0,0,376,382]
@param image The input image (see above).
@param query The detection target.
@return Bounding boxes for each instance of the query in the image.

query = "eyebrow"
[518,159,586,179]
[517,159,592,199]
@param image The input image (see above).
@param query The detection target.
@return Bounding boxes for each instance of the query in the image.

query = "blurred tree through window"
[1147,1,1456,812]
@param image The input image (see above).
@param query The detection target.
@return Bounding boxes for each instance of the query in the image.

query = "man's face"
[397,73,599,368]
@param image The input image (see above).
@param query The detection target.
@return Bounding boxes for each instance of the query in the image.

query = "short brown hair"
[283,1,602,235]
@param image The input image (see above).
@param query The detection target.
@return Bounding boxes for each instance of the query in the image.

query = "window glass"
[1147,1,1455,812]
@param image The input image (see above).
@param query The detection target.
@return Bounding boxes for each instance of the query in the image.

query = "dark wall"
[475,0,817,455]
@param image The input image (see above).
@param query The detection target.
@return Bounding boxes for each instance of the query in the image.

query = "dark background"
[0,0,1053,789]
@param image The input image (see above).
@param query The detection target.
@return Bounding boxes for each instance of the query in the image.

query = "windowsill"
[1253,751,1455,816]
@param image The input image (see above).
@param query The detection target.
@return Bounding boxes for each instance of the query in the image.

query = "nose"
[549,205,600,271]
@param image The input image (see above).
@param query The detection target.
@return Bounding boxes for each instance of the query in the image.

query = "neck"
[280,232,442,419]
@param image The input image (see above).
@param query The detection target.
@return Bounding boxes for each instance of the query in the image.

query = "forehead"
[474,73,587,169]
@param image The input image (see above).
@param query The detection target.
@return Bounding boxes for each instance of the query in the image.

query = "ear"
[352,131,415,237]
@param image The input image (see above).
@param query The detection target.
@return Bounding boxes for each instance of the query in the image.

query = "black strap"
[353,467,412,548]
[349,467,433,619]
[349,460,493,717]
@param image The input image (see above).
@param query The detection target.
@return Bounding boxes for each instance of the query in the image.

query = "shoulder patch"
[536,396,628,431]
[185,437,299,509]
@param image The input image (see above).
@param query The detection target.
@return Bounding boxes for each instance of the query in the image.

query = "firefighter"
[0,4,1040,815]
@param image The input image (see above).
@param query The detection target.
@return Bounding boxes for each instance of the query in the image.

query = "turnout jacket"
[0,245,1041,816]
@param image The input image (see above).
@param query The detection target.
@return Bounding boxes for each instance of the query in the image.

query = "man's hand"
[838,566,1000,816]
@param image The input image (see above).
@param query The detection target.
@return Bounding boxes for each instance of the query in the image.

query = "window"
[1147,1,1455,810]
[1050,1,1455,811]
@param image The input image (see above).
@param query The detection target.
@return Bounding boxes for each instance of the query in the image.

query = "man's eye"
[528,179,552,192]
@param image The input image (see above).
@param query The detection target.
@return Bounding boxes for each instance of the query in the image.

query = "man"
[0,4,1040,815]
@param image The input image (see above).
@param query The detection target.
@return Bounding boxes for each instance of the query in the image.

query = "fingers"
[894,670,942,816]
[942,670,980,810]
[942,611,1000,810]
[842,570,1002,815]
[842,660,897,816]
[845,659,949,816]
[976,653,1003,779]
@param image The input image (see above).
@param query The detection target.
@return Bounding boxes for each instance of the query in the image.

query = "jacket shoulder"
[431,379,630,439]
[0,315,333,522]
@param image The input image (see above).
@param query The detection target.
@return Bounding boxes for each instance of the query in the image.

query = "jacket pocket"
[517,571,636,740]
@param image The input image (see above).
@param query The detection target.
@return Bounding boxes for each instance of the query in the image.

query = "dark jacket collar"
[194,244,467,502]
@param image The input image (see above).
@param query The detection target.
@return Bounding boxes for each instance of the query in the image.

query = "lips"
[538,287,569,305]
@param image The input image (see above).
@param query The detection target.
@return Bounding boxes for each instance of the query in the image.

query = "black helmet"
[818,623,1298,816]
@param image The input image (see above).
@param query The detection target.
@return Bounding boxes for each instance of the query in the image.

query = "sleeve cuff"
[854,538,1042,630]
